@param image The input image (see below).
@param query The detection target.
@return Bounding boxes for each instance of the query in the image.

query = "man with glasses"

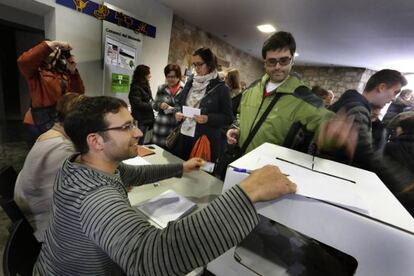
[227,31,333,153]
[34,96,297,275]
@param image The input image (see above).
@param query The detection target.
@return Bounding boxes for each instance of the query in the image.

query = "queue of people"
[10,29,414,275]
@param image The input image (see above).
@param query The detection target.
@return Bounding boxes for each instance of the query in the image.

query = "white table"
[127,145,223,210]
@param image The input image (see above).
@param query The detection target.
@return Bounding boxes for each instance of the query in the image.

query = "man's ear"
[86,133,105,152]
[377,83,388,93]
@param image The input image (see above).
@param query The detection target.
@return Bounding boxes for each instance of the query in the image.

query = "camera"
[60,49,72,59]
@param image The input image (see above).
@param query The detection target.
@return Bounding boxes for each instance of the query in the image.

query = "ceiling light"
[257,24,276,33]
[294,52,299,57]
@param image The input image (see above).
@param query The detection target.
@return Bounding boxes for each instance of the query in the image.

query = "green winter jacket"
[239,74,333,153]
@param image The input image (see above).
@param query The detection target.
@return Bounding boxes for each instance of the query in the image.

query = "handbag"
[165,123,182,149]
[214,93,285,180]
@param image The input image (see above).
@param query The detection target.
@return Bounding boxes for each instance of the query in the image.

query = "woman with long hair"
[225,69,242,117]
[128,64,154,144]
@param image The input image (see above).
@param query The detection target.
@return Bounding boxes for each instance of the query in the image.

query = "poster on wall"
[105,37,136,70]
[102,3,143,103]
[111,73,130,93]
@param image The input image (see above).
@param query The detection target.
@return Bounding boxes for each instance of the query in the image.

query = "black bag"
[31,105,57,133]
[214,93,285,180]
[165,123,182,149]
[282,121,315,154]
[214,144,243,180]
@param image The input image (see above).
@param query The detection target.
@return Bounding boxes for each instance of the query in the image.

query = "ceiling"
[159,0,414,73]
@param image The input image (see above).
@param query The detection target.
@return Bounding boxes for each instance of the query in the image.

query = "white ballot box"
[208,143,414,276]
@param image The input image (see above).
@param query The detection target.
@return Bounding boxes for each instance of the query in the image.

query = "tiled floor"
[0,120,29,276]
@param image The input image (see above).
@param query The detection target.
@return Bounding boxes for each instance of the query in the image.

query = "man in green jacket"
[227,31,333,153]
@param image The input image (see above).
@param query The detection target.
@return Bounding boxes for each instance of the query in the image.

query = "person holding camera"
[17,40,85,147]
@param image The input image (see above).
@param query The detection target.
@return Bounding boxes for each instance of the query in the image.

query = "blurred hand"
[160,102,170,110]
[226,128,239,144]
[194,114,208,124]
[317,110,358,159]
[175,112,184,122]
[239,165,296,203]
[66,56,77,74]
[183,157,204,172]
[46,40,72,51]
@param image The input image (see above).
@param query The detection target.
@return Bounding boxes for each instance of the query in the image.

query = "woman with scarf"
[152,64,184,148]
[128,64,154,144]
[172,47,233,162]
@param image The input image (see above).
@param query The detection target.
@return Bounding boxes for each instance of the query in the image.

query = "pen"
[233,167,289,176]
[233,167,252,174]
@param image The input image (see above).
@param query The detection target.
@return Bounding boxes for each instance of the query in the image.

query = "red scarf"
[169,83,181,97]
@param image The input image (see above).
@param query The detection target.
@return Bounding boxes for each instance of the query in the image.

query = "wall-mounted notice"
[111,73,130,93]
[102,4,143,102]
[105,37,136,70]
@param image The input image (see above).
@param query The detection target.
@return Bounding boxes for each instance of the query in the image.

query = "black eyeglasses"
[264,56,292,67]
[192,62,206,68]
[98,120,139,132]
[166,75,178,79]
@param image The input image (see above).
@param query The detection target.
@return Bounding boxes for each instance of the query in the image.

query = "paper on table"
[182,106,201,118]
[135,189,196,228]
[122,156,151,166]
[256,156,369,214]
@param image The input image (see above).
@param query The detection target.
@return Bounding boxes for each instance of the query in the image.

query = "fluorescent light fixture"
[257,24,276,33]
[294,52,300,57]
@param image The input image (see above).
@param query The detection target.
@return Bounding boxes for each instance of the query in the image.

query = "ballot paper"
[232,156,368,214]
[182,106,201,118]
[135,189,197,228]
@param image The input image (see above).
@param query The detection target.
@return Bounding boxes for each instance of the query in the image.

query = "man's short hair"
[64,96,128,154]
[261,31,296,59]
[365,69,407,92]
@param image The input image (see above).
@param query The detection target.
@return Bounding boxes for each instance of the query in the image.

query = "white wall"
[35,0,173,97]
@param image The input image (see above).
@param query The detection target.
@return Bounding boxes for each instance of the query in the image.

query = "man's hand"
[175,112,184,122]
[194,115,208,124]
[66,56,77,74]
[317,111,358,159]
[183,157,204,173]
[226,128,239,144]
[160,102,170,110]
[239,165,296,203]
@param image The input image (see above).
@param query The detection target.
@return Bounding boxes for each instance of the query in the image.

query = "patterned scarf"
[181,71,218,137]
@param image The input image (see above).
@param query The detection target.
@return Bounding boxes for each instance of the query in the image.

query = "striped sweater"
[34,154,259,275]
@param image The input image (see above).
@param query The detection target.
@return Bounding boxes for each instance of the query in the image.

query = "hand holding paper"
[182,106,201,118]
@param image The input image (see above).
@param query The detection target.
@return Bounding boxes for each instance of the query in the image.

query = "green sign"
[111,73,130,93]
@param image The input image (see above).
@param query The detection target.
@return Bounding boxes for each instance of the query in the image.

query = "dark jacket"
[385,134,414,174]
[128,82,154,127]
[383,98,414,124]
[174,76,234,161]
[330,90,414,193]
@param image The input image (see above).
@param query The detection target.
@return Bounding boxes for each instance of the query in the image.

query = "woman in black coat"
[172,48,233,162]
[128,64,154,144]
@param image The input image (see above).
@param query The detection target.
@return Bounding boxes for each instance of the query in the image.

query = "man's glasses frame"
[98,120,139,132]
[264,56,293,67]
